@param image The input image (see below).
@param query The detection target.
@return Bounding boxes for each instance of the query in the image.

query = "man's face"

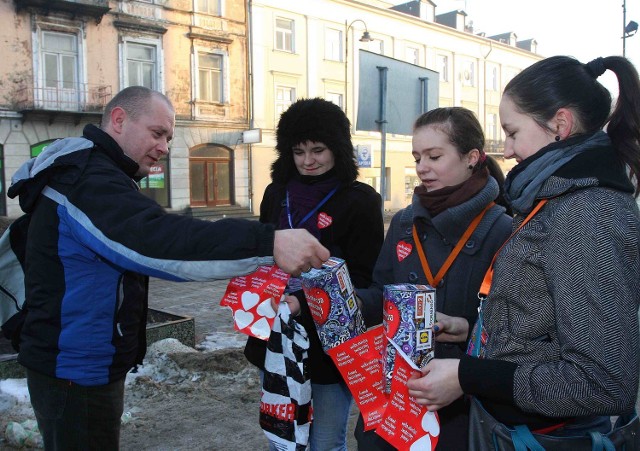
[118,97,175,177]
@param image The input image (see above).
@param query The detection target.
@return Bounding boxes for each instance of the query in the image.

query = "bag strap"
[589,431,616,451]
[511,425,546,451]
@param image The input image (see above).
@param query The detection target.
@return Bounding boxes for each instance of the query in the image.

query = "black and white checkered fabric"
[260,304,312,451]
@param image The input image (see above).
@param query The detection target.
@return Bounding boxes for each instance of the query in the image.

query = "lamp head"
[359,31,372,42]
[625,20,638,36]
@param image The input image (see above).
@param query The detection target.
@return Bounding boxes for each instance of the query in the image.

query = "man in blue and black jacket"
[6,86,329,450]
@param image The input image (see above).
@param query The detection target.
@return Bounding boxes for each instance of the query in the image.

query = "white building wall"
[249,0,542,210]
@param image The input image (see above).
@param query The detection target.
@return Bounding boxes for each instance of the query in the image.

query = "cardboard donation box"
[383,284,436,393]
[300,257,366,350]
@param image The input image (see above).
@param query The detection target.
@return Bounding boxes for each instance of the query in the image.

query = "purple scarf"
[279,173,340,239]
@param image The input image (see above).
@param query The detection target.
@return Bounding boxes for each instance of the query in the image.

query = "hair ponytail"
[505,55,640,197]
[602,56,640,196]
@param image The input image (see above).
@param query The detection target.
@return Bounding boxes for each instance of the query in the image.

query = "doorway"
[189,144,233,207]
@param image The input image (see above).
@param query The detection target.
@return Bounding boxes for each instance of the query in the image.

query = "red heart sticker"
[318,212,333,229]
[306,287,331,325]
[396,241,412,262]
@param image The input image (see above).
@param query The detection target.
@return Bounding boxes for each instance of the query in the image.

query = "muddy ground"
[0,342,359,450]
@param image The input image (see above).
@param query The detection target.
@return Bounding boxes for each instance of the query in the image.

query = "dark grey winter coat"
[461,143,640,426]
[358,176,512,344]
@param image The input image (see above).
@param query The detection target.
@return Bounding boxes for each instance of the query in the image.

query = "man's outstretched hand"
[273,229,330,276]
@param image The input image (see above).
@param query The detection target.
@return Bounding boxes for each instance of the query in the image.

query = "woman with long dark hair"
[408,56,640,449]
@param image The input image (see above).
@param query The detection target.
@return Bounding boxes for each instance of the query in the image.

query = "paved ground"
[148,277,233,345]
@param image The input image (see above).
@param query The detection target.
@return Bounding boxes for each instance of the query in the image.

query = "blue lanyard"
[286,186,339,229]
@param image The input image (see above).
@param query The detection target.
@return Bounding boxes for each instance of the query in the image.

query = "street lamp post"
[623,0,638,57]
[344,19,372,116]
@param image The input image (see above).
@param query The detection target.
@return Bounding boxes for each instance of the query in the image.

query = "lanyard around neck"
[478,199,548,298]
[412,202,495,288]
[286,185,339,229]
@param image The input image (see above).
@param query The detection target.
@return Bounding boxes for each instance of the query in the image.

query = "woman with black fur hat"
[244,97,384,451]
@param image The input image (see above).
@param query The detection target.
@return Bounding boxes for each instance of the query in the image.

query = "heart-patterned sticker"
[410,434,432,451]
[317,212,333,229]
[396,241,413,262]
[234,310,254,329]
[250,318,271,340]
[256,299,276,318]
[241,291,260,310]
[421,411,440,436]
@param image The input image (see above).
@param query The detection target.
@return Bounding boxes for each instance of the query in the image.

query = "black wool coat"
[244,180,384,384]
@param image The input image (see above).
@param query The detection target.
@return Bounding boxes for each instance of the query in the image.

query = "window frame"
[405,45,419,65]
[32,23,86,111]
[120,36,164,92]
[325,92,343,108]
[196,0,221,15]
[196,51,224,103]
[124,41,158,89]
[275,85,296,118]
[437,54,449,83]
[275,17,294,53]
[325,27,343,61]
[462,60,476,87]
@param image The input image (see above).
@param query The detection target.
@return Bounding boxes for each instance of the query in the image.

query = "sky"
[435,0,640,96]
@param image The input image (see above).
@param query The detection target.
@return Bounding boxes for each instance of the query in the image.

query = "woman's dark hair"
[413,107,510,212]
[271,98,358,184]
[504,55,640,196]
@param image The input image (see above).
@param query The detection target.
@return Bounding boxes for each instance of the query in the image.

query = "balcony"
[15,83,112,123]
[14,0,110,22]
[485,139,505,155]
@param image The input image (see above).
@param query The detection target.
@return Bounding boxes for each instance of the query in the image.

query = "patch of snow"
[196,331,249,351]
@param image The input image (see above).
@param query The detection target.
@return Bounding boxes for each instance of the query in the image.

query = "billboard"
[356,50,439,135]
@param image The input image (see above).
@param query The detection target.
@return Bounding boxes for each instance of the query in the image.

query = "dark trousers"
[26,368,125,451]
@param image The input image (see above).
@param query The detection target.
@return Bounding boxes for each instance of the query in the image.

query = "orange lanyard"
[478,199,548,298]
[412,202,495,288]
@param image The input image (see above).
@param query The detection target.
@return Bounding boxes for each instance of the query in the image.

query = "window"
[275,18,294,52]
[325,28,342,61]
[126,42,157,89]
[462,61,475,87]
[41,31,79,110]
[198,52,223,102]
[437,54,449,82]
[487,113,498,142]
[140,155,170,207]
[368,39,384,55]
[196,0,220,15]
[275,86,295,116]
[366,169,391,201]
[325,92,343,108]
[405,46,419,65]
[489,66,499,91]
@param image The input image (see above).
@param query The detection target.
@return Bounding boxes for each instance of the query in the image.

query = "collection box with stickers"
[382,284,436,393]
[301,257,366,351]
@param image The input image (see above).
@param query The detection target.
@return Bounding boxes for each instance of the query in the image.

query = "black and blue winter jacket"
[8,124,275,386]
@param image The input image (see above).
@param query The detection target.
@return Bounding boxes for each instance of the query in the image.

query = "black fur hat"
[271,98,358,184]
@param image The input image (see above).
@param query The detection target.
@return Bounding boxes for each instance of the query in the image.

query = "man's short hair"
[101,86,174,127]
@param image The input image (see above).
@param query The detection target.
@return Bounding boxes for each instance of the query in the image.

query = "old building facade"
[0,0,253,217]
[0,0,542,217]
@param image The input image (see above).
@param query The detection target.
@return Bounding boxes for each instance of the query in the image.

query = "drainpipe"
[246,0,254,213]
